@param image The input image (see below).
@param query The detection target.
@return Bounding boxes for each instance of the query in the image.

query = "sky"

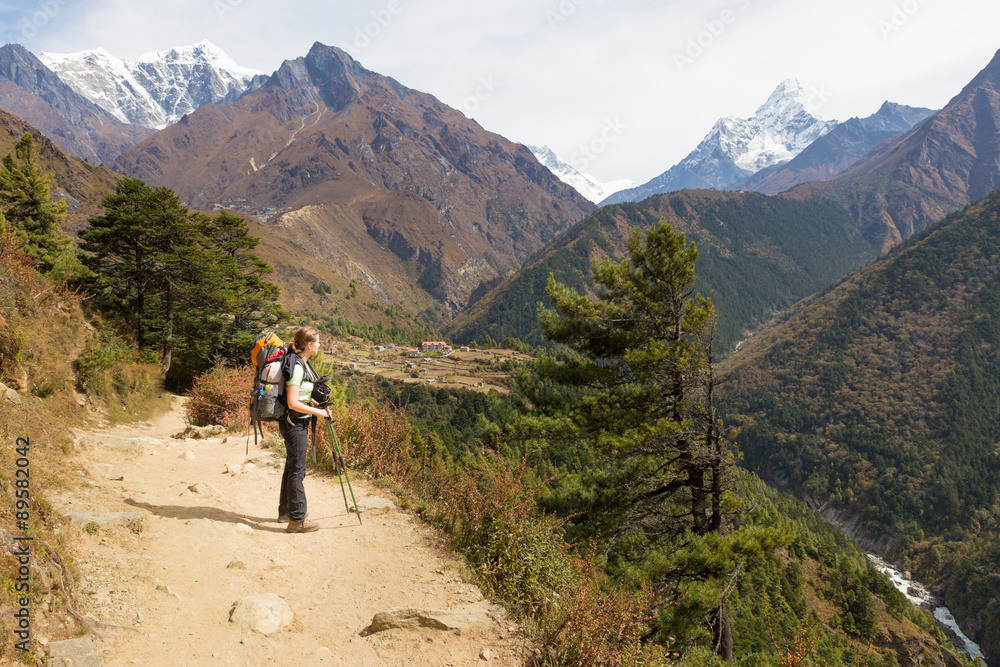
[3,0,1000,186]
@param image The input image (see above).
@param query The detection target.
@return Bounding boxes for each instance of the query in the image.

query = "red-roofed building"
[420,341,452,352]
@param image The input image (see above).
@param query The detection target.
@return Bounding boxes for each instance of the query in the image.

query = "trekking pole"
[324,418,362,526]
[324,419,350,513]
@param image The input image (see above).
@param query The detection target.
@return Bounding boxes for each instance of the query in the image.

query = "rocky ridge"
[111,41,595,314]
[790,47,1000,250]
[740,101,936,194]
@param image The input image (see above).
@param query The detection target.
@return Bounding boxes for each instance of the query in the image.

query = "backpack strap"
[280,350,315,426]
[310,415,317,464]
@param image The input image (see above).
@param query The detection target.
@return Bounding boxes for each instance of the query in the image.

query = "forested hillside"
[449,190,876,355]
[721,190,1000,663]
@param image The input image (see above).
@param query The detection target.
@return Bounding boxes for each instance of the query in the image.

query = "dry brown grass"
[0,236,168,662]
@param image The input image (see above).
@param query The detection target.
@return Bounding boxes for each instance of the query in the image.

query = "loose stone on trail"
[229,593,294,635]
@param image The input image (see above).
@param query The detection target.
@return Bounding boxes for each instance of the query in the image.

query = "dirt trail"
[45,398,526,666]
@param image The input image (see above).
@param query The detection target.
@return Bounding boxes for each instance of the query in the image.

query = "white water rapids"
[866,554,985,663]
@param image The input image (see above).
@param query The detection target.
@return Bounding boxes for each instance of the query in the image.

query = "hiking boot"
[277,514,289,523]
[286,520,319,533]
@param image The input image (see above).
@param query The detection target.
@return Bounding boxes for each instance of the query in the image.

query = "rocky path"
[42,398,525,666]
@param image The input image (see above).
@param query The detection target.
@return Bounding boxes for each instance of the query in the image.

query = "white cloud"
[9,0,1000,184]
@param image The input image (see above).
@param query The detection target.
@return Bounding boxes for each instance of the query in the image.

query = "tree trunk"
[136,287,146,350]
[689,457,707,535]
[709,408,724,532]
[160,282,174,375]
[714,603,733,663]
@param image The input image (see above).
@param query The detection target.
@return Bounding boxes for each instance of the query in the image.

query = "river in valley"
[866,554,985,663]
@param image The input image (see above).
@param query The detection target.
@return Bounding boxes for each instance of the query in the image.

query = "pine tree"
[0,133,72,274]
[199,210,286,357]
[506,220,762,659]
[77,178,190,355]
[533,219,729,545]
[78,179,286,378]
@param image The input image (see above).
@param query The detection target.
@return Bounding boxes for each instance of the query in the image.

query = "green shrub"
[72,331,164,421]
[74,333,134,391]
[434,452,573,613]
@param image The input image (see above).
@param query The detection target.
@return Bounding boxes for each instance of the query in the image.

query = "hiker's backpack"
[248,331,291,450]
[247,330,322,457]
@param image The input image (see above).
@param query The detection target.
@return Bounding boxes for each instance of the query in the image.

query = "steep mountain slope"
[0,44,152,163]
[603,79,838,205]
[39,40,267,129]
[526,144,634,204]
[0,107,121,228]
[448,190,875,353]
[740,102,936,194]
[112,42,594,314]
[790,48,1000,252]
[720,191,1000,664]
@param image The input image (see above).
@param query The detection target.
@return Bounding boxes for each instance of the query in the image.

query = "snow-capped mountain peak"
[601,79,838,205]
[702,78,837,173]
[136,39,260,79]
[755,77,808,117]
[526,144,634,204]
[39,40,265,129]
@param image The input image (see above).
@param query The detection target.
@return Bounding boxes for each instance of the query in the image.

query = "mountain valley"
[3,33,1000,666]
[720,190,1000,664]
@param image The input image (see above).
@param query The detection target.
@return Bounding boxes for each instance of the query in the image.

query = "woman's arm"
[287,383,332,419]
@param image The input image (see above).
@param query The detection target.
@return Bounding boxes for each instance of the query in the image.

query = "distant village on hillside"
[323,338,533,393]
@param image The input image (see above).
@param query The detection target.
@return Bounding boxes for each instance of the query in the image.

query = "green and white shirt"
[286,360,317,420]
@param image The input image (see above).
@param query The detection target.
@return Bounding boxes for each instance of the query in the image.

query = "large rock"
[76,434,156,455]
[228,594,293,635]
[3,383,21,405]
[173,424,227,440]
[366,602,503,634]
[47,635,104,666]
[63,511,144,535]
[354,496,396,513]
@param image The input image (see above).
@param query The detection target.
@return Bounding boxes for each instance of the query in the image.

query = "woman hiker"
[278,326,332,533]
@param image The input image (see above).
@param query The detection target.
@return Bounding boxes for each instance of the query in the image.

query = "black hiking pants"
[278,418,310,522]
